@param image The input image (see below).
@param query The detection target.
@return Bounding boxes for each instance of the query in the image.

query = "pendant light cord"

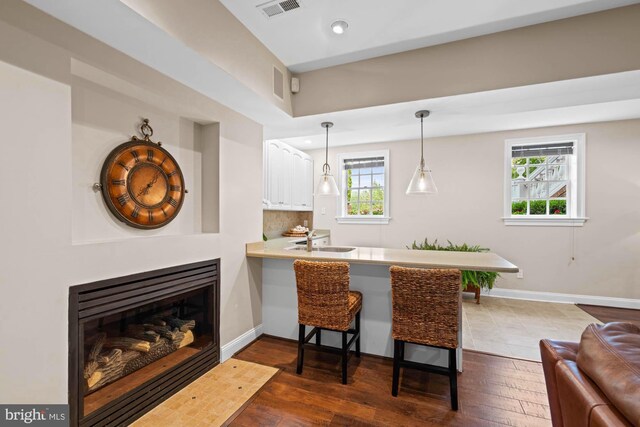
[420,114,425,169]
[324,124,330,174]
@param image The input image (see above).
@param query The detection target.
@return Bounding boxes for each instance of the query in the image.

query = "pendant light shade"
[316,122,340,196]
[406,110,438,195]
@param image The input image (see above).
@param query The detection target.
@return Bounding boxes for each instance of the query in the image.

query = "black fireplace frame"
[69,259,220,427]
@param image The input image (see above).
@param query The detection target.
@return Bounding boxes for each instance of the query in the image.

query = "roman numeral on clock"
[131,206,140,218]
[117,162,129,171]
[117,193,130,206]
[147,149,154,162]
[167,170,177,178]
[148,209,153,222]
[168,197,178,208]
[169,185,181,192]
[111,179,125,186]
[131,150,140,163]
[161,207,168,217]
[160,157,167,166]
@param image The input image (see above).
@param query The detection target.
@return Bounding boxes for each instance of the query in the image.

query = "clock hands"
[137,171,161,198]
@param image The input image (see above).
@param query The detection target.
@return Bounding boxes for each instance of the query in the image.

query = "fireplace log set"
[83,315,196,393]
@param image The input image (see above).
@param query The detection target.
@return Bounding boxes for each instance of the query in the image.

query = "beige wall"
[263,210,313,239]
[122,0,293,116]
[0,1,263,403]
[293,5,640,116]
[308,120,640,300]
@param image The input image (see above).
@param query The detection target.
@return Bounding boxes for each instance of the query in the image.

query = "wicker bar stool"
[390,266,461,410]
[293,260,362,384]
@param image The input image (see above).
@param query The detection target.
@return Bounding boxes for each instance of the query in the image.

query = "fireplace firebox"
[69,259,220,426]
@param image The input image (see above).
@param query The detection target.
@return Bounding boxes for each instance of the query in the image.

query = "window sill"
[336,216,391,225]
[502,217,588,227]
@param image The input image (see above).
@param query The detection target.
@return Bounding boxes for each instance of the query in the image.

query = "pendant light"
[316,122,340,196]
[406,110,438,195]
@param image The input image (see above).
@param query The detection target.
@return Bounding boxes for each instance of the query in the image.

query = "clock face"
[100,139,185,229]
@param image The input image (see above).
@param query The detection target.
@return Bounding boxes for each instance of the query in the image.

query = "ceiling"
[266,71,640,149]
[220,0,640,73]
[24,0,640,151]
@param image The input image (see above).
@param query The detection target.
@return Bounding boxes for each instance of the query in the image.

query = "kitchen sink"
[285,246,356,253]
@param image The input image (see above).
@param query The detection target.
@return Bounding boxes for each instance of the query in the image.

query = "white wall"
[0,4,263,404]
[308,120,640,301]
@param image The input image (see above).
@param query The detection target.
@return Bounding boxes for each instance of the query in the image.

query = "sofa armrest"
[555,360,627,427]
[540,339,579,427]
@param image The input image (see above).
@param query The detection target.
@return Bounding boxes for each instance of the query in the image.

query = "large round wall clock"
[99,119,186,229]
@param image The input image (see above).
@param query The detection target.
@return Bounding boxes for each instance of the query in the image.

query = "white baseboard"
[221,324,263,362]
[483,288,640,310]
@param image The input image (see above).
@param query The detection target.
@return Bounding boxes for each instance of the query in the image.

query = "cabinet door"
[262,141,269,207]
[291,151,305,209]
[266,141,281,208]
[303,156,314,210]
[280,145,293,209]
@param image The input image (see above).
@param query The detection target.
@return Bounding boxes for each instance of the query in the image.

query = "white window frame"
[503,133,587,227]
[336,150,390,224]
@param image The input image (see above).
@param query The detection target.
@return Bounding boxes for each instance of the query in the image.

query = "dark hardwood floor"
[577,304,640,327]
[229,336,551,426]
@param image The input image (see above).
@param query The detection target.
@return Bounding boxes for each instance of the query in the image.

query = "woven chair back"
[293,260,351,331]
[390,266,461,349]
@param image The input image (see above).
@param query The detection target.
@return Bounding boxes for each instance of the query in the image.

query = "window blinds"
[512,142,574,158]
[343,156,384,170]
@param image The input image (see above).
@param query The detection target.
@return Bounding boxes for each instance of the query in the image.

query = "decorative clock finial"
[140,118,153,141]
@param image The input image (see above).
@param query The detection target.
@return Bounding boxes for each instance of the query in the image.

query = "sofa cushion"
[590,405,632,427]
[577,322,640,426]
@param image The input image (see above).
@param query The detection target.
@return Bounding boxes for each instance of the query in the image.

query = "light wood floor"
[131,358,278,427]
[230,336,552,426]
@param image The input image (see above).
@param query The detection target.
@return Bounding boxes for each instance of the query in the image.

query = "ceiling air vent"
[279,0,300,11]
[257,0,301,19]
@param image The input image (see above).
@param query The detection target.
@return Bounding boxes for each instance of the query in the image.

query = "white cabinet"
[265,140,282,208]
[264,140,313,211]
[292,151,313,210]
[281,144,293,209]
[303,157,313,209]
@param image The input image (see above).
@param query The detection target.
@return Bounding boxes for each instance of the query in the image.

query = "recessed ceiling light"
[331,20,348,35]
[304,139,312,144]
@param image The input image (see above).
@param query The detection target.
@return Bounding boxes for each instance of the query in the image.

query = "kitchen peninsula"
[246,234,518,369]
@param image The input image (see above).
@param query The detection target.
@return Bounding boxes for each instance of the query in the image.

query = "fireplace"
[69,259,220,427]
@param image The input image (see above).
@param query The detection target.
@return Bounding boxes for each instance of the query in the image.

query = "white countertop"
[247,237,518,273]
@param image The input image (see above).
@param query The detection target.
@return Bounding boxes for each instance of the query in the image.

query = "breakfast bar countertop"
[246,238,518,273]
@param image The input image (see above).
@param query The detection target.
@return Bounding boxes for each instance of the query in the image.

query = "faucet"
[306,230,316,252]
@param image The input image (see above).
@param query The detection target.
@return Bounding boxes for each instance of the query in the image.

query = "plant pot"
[463,284,481,304]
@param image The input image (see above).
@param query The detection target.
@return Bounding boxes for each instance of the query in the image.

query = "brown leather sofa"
[540,322,640,427]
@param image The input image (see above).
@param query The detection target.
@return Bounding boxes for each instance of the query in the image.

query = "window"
[337,150,390,224]
[504,134,586,226]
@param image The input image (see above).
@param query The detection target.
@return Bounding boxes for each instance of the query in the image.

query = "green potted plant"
[408,238,500,304]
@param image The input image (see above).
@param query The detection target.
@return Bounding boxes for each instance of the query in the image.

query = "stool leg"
[400,341,405,361]
[316,328,321,346]
[449,348,459,411]
[341,331,348,384]
[355,311,361,357]
[297,324,305,375]
[392,339,401,396]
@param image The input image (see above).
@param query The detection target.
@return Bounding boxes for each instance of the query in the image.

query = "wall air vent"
[273,66,284,99]
[257,0,301,19]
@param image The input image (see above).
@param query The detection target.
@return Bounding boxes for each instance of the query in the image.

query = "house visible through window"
[337,150,390,224]
[504,134,586,226]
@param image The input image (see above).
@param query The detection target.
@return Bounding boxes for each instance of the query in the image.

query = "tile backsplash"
[263,210,313,239]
